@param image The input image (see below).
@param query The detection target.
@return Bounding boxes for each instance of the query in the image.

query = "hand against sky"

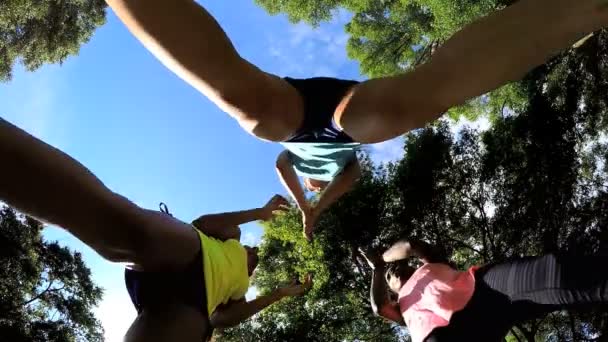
[260,194,290,221]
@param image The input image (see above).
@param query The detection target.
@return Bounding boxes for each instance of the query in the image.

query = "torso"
[398,263,477,342]
[281,141,360,181]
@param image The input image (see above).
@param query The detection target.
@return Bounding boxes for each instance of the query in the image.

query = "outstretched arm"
[210,275,312,328]
[383,239,448,264]
[359,249,405,325]
[315,158,361,214]
[193,195,289,241]
[302,158,361,240]
[275,150,310,211]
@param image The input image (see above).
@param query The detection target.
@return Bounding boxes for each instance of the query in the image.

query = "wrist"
[254,207,268,218]
[373,261,386,271]
[275,288,287,299]
[298,202,310,212]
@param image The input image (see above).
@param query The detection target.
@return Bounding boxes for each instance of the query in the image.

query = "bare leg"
[125,304,209,342]
[336,0,608,143]
[106,0,303,141]
[0,118,199,271]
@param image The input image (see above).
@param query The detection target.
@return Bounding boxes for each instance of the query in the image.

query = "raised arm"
[275,150,310,211]
[193,195,289,241]
[210,275,312,328]
[301,158,361,240]
[359,249,404,325]
[314,158,361,215]
[383,239,448,264]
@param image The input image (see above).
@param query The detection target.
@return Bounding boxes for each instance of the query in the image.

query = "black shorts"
[124,247,207,315]
[283,77,360,143]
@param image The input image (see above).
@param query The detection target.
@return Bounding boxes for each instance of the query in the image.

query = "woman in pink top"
[361,240,608,342]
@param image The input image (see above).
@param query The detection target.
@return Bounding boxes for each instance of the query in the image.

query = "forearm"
[409,240,448,264]
[213,291,285,328]
[194,208,265,229]
[315,165,359,213]
[370,263,390,314]
[276,166,309,210]
[383,239,447,263]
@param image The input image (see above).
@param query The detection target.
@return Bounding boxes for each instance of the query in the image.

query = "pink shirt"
[398,263,477,342]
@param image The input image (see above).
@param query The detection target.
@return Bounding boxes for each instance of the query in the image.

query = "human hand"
[358,247,384,269]
[278,274,313,297]
[260,195,290,221]
[382,240,412,262]
[301,206,319,241]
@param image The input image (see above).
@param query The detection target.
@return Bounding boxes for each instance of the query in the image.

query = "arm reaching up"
[210,274,312,328]
[383,239,448,264]
[193,194,289,241]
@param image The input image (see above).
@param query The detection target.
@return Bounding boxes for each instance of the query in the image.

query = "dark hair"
[384,259,413,285]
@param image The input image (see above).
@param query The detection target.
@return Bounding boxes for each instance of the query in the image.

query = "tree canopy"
[0,206,105,342]
[218,29,608,341]
[0,0,107,82]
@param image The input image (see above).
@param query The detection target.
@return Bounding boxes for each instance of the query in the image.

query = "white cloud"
[264,12,354,78]
[0,64,68,149]
[241,229,261,246]
[246,286,259,301]
[370,137,405,164]
[449,116,491,136]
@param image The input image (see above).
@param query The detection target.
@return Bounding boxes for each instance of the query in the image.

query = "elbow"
[348,159,362,181]
[275,151,290,171]
[353,167,362,182]
[210,314,235,329]
[192,216,207,228]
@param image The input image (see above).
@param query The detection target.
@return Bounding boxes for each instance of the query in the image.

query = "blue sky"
[0,1,404,340]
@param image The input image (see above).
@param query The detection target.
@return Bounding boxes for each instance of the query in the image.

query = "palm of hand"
[282,274,313,296]
[262,195,290,220]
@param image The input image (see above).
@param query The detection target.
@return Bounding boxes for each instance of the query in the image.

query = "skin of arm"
[192,195,289,241]
[383,239,448,265]
[275,150,310,211]
[210,291,285,328]
[210,275,312,328]
[314,158,361,214]
[192,209,264,241]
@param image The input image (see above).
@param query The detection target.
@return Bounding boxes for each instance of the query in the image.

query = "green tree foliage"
[218,31,608,341]
[0,0,107,82]
[0,206,104,342]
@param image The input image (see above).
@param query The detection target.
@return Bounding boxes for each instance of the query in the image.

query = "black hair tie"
[159,202,173,217]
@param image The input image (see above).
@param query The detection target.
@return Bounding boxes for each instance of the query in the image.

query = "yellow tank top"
[197,230,250,317]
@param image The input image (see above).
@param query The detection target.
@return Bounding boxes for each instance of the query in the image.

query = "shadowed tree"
[215,31,608,341]
[0,0,107,82]
[0,206,104,342]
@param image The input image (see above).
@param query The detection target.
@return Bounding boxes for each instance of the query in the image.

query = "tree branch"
[22,279,55,306]
[510,328,523,342]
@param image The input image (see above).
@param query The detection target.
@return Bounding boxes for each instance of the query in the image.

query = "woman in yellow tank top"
[0,119,313,342]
